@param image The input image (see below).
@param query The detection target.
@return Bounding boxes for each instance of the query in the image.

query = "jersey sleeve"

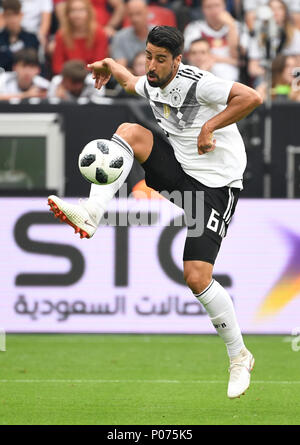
[196,72,234,106]
[135,76,147,98]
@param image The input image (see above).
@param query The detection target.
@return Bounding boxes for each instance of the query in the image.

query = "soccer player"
[48,26,262,399]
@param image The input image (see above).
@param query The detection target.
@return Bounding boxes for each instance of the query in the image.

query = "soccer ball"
[78,139,124,185]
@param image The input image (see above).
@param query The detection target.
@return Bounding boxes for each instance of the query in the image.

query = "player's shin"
[194,279,245,359]
[86,134,134,224]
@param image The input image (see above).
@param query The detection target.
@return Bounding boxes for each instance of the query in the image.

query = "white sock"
[194,279,245,359]
[86,134,134,224]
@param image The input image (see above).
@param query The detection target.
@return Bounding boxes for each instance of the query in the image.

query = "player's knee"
[116,122,134,136]
[116,123,151,145]
[115,123,153,163]
[183,267,212,294]
[116,123,130,130]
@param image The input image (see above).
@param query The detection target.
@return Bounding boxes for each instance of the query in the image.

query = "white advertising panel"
[0,197,299,333]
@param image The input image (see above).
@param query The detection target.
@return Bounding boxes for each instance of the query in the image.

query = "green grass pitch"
[0,334,299,425]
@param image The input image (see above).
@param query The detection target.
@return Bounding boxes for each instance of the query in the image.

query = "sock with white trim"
[194,279,245,359]
[85,134,134,224]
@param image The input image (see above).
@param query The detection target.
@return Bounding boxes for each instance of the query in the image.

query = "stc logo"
[14,211,232,289]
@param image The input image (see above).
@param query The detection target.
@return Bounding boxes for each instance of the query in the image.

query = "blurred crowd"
[0,0,300,103]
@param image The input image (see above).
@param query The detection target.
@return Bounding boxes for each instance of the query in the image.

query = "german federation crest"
[170,90,182,107]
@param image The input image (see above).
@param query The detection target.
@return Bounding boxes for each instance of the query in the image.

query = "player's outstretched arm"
[198,83,262,155]
[87,58,140,94]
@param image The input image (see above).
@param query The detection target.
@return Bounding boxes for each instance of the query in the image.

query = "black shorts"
[141,134,240,265]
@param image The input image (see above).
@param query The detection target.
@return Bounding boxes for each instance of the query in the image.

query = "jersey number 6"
[207,208,220,232]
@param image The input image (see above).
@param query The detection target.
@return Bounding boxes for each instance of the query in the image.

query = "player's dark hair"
[13,48,40,66]
[2,0,21,14]
[146,26,184,58]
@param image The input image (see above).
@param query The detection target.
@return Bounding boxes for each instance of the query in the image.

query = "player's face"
[145,43,181,89]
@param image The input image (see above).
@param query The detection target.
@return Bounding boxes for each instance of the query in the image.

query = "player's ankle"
[85,198,105,224]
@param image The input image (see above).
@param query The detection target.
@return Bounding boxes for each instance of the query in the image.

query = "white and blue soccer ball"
[78,139,124,185]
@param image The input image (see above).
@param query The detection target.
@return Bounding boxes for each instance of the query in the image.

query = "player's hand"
[197,126,216,155]
[87,60,112,89]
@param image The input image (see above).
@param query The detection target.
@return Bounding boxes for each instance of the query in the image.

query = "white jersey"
[135,63,246,189]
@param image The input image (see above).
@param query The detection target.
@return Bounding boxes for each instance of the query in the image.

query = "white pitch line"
[0,379,300,384]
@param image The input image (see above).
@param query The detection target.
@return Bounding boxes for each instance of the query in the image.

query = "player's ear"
[174,54,182,68]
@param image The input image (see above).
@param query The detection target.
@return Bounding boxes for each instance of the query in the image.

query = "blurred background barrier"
[0,100,300,198]
[0,197,299,334]
[0,112,64,194]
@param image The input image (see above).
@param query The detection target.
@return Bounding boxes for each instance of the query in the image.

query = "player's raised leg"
[184,260,255,399]
[48,123,153,238]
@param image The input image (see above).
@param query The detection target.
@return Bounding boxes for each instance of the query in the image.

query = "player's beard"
[147,69,174,88]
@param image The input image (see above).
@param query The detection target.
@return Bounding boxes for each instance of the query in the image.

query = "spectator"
[107,50,146,97]
[0,0,4,29]
[174,0,204,23]
[108,50,146,97]
[122,2,177,27]
[248,0,300,85]
[0,48,49,100]
[183,0,240,80]
[168,1,193,32]
[244,0,300,32]
[48,59,105,101]
[186,37,217,71]
[110,0,151,67]
[19,0,53,49]
[52,0,108,75]
[225,0,243,20]
[54,0,125,38]
[93,0,125,37]
[0,0,39,71]
[256,54,300,101]
[131,50,145,76]
[53,0,66,25]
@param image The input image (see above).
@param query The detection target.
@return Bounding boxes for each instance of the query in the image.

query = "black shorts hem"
[182,256,216,265]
